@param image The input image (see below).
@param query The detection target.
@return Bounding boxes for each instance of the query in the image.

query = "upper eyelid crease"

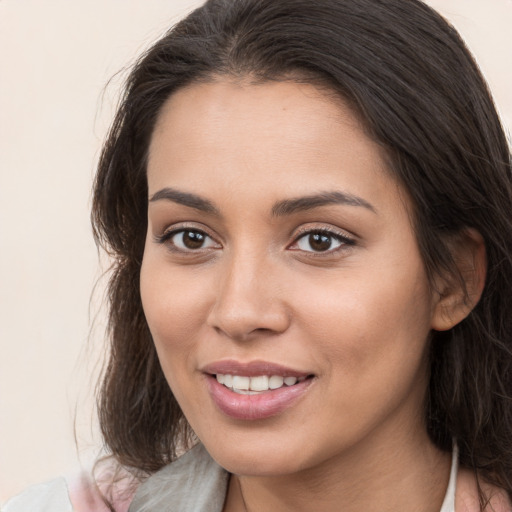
[157,225,214,239]
[154,227,220,248]
[292,228,356,247]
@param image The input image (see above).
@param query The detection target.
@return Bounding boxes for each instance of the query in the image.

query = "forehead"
[152,78,359,130]
[146,79,405,216]
[148,79,373,166]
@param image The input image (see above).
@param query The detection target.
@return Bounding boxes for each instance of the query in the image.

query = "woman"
[5,0,512,510]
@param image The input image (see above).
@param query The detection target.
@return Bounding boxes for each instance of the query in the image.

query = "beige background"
[0,0,511,503]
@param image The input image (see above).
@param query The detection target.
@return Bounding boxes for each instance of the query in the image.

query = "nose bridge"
[207,243,289,340]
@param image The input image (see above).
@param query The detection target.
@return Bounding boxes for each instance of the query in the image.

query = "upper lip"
[201,359,312,378]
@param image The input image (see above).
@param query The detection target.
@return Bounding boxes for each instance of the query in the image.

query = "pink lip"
[201,360,314,421]
[201,359,311,378]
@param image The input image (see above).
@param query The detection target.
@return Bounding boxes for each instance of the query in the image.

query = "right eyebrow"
[149,187,220,216]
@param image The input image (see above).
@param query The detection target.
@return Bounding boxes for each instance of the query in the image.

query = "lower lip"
[205,375,314,420]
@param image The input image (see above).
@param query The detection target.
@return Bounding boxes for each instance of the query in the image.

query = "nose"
[206,251,291,342]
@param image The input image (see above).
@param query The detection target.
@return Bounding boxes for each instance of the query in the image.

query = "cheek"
[299,270,433,429]
[139,251,212,372]
[293,262,433,377]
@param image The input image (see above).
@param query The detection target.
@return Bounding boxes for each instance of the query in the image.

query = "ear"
[431,228,487,331]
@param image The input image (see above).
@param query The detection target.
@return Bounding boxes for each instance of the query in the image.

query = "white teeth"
[250,375,269,391]
[232,375,250,390]
[268,375,284,389]
[215,373,306,393]
[284,376,298,386]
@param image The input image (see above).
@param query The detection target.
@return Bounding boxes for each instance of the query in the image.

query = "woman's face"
[140,80,442,477]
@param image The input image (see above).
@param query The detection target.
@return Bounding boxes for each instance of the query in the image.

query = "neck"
[224,430,451,512]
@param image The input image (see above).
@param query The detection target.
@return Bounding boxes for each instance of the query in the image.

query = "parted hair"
[92,0,512,502]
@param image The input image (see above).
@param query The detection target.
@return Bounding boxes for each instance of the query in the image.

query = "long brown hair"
[92,0,512,501]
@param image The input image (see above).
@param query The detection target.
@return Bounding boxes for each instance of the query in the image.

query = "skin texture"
[140,80,481,511]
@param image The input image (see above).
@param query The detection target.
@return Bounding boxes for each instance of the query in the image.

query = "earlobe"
[431,228,487,332]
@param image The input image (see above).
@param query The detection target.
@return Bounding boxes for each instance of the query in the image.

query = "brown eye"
[182,230,206,249]
[169,229,217,251]
[308,233,333,252]
[294,230,353,253]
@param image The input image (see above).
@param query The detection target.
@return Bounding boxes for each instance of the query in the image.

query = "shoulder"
[456,467,512,512]
[67,463,137,512]
[2,478,73,512]
[2,467,136,512]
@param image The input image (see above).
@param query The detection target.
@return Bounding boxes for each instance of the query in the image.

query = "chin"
[197,429,318,477]
[212,450,304,477]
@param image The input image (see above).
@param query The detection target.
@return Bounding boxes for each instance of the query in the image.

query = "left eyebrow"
[271,191,376,217]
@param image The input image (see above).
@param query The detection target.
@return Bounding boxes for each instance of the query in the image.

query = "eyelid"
[154,222,222,251]
[288,224,356,254]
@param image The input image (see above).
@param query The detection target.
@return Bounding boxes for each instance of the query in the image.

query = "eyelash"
[155,226,356,255]
[154,226,220,253]
[289,227,356,255]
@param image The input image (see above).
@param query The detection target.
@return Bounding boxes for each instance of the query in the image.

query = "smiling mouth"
[214,374,312,394]
[205,364,315,419]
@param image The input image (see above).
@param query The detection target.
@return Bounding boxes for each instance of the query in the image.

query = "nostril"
[209,316,288,342]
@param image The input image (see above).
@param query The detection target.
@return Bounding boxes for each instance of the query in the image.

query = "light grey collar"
[128,443,229,512]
